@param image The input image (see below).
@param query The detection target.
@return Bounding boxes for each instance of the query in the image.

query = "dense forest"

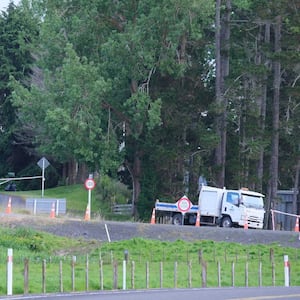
[0,0,299,224]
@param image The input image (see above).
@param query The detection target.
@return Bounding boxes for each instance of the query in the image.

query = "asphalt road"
[2,287,300,300]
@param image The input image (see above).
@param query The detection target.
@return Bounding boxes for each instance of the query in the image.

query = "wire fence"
[0,248,299,295]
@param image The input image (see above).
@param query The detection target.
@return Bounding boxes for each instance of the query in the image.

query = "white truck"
[154,185,265,229]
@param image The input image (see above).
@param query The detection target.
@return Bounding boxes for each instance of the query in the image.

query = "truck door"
[222,191,240,223]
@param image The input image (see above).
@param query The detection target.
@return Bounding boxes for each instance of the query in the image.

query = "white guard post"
[122,250,128,290]
[7,248,13,295]
[284,255,290,287]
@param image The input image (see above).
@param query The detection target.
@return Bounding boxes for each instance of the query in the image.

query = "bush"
[95,174,132,213]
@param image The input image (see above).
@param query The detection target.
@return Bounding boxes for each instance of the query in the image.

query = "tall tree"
[11,0,215,214]
[0,2,39,176]
[264,15,281,228]
[11,44,113,183]
[214,0,231,188]
[99,0,214,214]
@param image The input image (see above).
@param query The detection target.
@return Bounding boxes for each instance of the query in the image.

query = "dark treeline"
[0,0,299,223]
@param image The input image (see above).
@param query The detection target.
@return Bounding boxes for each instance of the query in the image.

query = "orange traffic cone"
[50,202,55,218]
[295,218,299,232]
[5,197,12,214]
[150,208,156,224]
[244,212,248,230]
[84,204,90,221]
[195,211,200,227]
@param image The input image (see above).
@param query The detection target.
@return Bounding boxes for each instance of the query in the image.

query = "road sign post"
[176,196,192,226]
[37,157,50,198]
[84,175,96,220]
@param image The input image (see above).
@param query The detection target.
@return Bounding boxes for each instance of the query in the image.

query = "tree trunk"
[67,159,78,185]
[128,79,143,218]
[64,159,88,185]
[132,151,141,217]
[256,22,270,192]
[215,0,231,188]
[265,16,281,229]
[125,151,141,219]
[293,159,300,215]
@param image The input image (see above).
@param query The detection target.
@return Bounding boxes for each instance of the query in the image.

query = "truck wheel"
[172,213,183,225]
[221,216,232,228]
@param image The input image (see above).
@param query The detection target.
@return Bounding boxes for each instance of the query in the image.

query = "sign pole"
[84,175,96,221]
[41,159,45,198]
[37,157,50,198]
[88,189,91,220]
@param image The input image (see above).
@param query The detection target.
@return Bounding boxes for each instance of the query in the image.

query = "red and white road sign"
[177,196,192,213]
[84,178,96,190]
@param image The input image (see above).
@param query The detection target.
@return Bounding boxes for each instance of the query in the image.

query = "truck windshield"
[241,194,264,209]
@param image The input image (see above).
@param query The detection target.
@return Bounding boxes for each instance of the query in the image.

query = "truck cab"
[198,186,265,229]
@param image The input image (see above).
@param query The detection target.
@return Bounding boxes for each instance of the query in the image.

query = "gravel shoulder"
[1,213,300,248]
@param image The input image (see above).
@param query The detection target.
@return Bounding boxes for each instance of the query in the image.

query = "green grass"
[4,183,133,220]
[0,225,300,295]
[4,184,99,214]
[1,185,300,294]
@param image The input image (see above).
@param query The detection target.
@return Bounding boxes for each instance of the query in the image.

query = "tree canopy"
[1,0,300,221]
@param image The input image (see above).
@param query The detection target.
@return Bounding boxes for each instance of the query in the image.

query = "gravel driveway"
[1,214,300,248]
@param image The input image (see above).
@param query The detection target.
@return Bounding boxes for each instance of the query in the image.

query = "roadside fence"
[112,204,132,215]
[0,248,298,295]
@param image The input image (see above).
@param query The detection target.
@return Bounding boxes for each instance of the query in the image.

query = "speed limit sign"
[177,196,192,213]
[84,178,96,190]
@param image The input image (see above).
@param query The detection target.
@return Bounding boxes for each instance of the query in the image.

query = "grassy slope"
[1,185,300,292]
[4,184,96,212]
[4,184,129,220]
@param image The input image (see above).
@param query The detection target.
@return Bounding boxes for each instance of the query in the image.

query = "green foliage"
[124,93,162,137]
[14,163,60,190]
[2,0,300,218]
[96,174,132,214]
[0,3,39,175]
[12,43,112,169]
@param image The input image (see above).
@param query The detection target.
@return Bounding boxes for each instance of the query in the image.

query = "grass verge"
[0,227,299,295]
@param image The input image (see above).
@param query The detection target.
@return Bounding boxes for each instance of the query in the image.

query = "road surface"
[1,287,300,300]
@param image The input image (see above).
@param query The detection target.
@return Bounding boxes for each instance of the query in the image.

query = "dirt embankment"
[1,213,300,248]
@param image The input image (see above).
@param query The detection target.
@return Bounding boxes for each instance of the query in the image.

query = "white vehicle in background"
[155,185,265,229]
[198,185,265,228]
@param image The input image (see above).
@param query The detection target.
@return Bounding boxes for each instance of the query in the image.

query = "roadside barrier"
[270,209,300,233]
[112,204,132,215]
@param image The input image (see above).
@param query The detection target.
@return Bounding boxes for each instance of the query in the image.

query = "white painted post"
[284,255,290,287]
[123,250,128,290]
[7,248,13,295]
[122,260,126,290]
[56,199,59,216]
[33,199,37,215]
[105,224,111,242]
